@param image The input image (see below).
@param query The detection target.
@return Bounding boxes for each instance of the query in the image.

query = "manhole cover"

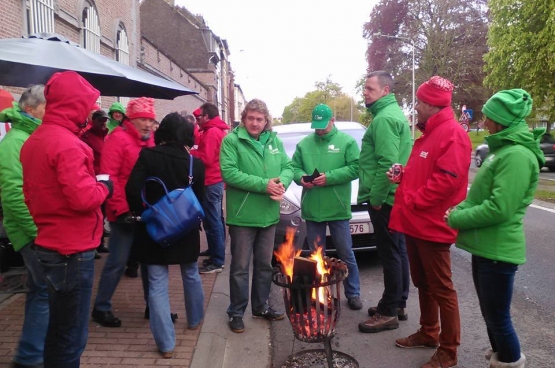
[281,349,359,368]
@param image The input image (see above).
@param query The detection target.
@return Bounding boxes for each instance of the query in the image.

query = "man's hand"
[266,177,285,197]
[116,212,134,225]
[300,176,315,189]
[312,173,326,187]
[98,179,113,199]
[371,205,382,211]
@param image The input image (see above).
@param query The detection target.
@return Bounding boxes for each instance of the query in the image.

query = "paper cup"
[96,174,110,181]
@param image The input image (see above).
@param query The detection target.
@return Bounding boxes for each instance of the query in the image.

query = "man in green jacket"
[107,101,125,133]
[291,103,362,310]
[0,85,49,367]
[220,99,293,333]
[358,71,412,333]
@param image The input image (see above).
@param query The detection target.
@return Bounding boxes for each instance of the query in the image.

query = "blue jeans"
[203,182,226,267]
[305,220,361,299]
[33,244,95,368]
[227,225,276,317]
[472,255,521,363]
[368,204,410,316]
[94,222,135,312]
[14,244,49,366]
[147,263,204,352]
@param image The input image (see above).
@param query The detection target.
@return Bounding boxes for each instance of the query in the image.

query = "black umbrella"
[0,33,198,100]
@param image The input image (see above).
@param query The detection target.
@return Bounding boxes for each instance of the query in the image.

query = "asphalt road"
[270,204,555,368]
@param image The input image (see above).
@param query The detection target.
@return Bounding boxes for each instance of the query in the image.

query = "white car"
[272,122,376,254]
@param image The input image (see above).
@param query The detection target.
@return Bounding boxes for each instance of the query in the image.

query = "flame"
[274,227,301,280]
[309,245,330,303]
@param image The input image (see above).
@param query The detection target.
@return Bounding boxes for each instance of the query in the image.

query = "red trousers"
[405,235,461,359]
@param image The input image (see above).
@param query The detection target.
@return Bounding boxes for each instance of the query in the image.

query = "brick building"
[0,0,209,119]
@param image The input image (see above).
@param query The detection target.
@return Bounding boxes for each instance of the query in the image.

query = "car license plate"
[350,223,370,234]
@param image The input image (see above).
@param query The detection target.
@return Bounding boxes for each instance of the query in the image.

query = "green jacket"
[292,126,359,221]
[448,123,545,265]
[0,103,41,250]
[107,102,125,133]
[220,126,293,227]
[357,94,412,206]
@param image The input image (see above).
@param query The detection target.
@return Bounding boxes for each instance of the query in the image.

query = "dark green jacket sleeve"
[276,138,294,189]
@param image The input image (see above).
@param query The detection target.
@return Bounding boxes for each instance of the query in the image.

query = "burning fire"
[274,227,331,304]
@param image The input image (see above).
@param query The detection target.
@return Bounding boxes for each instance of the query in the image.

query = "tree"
[363,0,490,121]
[281,78,363,124]
[484,0,555,131]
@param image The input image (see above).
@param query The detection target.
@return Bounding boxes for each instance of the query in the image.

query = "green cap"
[311,104,333,129]
[482,89,533,127]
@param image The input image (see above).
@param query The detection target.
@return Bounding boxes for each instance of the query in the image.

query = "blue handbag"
[140,155,205,247]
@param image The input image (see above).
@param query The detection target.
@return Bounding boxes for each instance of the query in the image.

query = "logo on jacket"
[268,144,280,154]
[420,151,429,158]
[328,144,341,153]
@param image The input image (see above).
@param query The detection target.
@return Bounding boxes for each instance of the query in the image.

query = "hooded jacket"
[292,126,359,221]
[358,94,412,206]
[101,119,154,222]
[220,126,293,227]
[20,71,110,254]
[107,102,125,133]
[448,124,545,265]
[0,103,41,250]
[389,107,471,244]
[190,116,228,185]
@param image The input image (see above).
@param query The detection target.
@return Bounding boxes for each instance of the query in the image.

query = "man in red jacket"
[81,109,110,255]
[91,97,155,328]
[389,76,471,368]
[20,71,113,367]
[192,102,228,273]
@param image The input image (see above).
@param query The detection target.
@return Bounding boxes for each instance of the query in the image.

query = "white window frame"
[116,26,131,105]
[27,0,55,35]
[82,3,101,54]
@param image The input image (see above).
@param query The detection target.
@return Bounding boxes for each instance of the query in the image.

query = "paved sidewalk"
[0,250,218,367]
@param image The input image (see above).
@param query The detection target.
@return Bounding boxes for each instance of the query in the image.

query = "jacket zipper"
[92,211,99,240]
[235,192,250,217]
[333,188,346,210]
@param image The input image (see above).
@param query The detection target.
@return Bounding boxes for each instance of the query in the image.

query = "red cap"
[192,108,202,117]
[416,76,454,107]
[126,97,156,120]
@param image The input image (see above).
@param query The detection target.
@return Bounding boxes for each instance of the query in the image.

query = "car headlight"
[280,197,300,215]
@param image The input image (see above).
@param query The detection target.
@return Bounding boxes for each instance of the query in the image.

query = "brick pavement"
[0,254,217,367]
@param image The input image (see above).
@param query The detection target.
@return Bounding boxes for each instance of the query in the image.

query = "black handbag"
[140,155,205,247]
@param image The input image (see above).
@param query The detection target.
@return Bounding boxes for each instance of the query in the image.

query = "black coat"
[126,143,205,265]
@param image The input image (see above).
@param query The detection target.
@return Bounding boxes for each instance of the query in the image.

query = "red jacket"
[101,119,154,221]
[20,71,109,255]
[389,107,471,243]
[191,116,228,185]
[80,126,108,175]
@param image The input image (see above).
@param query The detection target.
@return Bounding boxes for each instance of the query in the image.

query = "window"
[116,26,130,106]
[27,0,55,35]
[82,3,101,54]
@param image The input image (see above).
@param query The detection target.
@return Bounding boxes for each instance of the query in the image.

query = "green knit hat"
[482,89,533,127]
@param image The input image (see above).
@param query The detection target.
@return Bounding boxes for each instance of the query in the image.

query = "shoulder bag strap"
[188,154,194,185]
[141,176,170,208]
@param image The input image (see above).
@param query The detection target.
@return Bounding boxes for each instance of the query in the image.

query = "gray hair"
[366,71,394,91]
[18,84,45,110]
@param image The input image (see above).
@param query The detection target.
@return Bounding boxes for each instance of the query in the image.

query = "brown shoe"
[159,349,174,359]
[368,306,408,321]
[420,349,457,368]
[395,330,439,349]
[358,313,399,333]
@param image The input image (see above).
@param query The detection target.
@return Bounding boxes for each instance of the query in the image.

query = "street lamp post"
[373,33,416,140]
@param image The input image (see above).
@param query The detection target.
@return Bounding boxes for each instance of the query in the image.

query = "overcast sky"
[174,0,378,118]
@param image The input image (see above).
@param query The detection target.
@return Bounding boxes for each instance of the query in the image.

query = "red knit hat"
[416,76,454,107]
[126,97,156,120]
[192,108,202,118]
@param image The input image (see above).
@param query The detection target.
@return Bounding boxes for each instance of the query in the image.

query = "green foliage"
[484,0,555,132]
[281,78,364,124]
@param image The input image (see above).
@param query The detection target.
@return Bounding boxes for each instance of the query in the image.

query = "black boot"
[144,306,178,323]
[92,308,122,327]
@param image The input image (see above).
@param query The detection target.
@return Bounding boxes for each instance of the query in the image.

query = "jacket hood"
[0,102,41,135]
[367,93,398,117]
[201,116,229,132]
[485,123,546,167]
[109,102,125,116]
[42,71,100,134]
